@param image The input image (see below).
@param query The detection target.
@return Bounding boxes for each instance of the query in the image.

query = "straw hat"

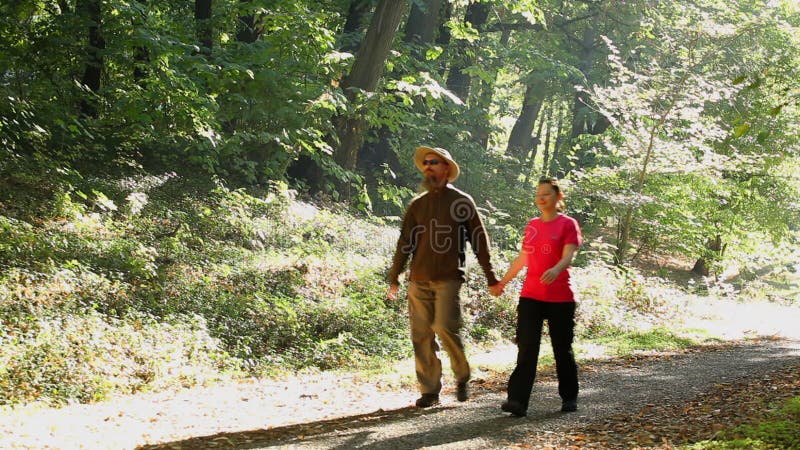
[414,146,460,182]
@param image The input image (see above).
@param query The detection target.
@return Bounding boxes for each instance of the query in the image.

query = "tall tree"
[331,0,407,179]
[357,0,448,186]
[575,0,800,266]
[235,0,262,44]
[445,1,490,102]
[132,0,150,87]
[405,0,445,47]
[506,76,545,160]
[77,0,104,117]
[195,0,213,53]
[339,0,374,52]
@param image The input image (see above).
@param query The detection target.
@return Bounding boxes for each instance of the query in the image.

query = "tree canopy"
[2,0,799,269]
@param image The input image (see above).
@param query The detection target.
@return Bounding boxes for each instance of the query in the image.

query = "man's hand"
[387,283,399,301]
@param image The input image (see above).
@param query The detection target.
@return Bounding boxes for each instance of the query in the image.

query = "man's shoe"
[501,400,527,417]
[561,399,578,412]
[415,393,440,408]
[456,381,469,402]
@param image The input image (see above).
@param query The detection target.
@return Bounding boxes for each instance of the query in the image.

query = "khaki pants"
[408,280,470,395]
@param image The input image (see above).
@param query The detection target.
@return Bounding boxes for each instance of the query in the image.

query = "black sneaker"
[415,393,440,408]
[501,400,527,417]
[561,399,578,412]
[456,381,469,402]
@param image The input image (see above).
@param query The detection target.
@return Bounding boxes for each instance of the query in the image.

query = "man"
[387,145,499,408]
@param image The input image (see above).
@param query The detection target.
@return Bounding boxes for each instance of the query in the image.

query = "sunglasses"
[422,159,443,166]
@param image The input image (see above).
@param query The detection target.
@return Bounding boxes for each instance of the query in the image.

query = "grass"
[591,327,702,356]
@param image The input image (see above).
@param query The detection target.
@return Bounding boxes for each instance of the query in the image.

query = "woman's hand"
[489,282,505,297]
[540,268,561,284]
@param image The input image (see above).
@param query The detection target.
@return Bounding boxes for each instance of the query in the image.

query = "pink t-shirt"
[520,214,582,302]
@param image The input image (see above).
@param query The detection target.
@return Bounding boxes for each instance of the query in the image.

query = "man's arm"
[465,198,499,286]
[387,204,416,296]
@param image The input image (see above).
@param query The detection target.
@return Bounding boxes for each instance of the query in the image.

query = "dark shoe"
[561,399,578,412]
[456,381,469,402]
[415,393,439,408]
[501,400,527,417]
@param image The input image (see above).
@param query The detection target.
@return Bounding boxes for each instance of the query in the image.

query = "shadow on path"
[137,404,457,450]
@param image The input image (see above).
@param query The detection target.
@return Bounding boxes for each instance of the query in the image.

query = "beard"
[422,173,446,191]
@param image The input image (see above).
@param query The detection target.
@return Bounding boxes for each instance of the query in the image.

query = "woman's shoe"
[501,400,527,417]
[561,399,578,412]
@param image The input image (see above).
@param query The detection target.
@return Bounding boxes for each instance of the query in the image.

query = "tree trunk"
[195,0,213,53]
[555,25,598,176]
[405,0,443,46]
[445,1,489,102]
[538,105,553,175]
[614,66,691,266]
[332,0,407,177]
[339,0,372,52]
[77,0,104,117]
[472,28,511,150]
[133,0,149,87]
[569,26,597,140]
[235,0,262,44]
[435,0,452,76]
[692,235,724,276]
[544,102,566,176]
[359,0,444,182]
[562,24,613,175]
[506,78,545,159]
[521,104,546,187]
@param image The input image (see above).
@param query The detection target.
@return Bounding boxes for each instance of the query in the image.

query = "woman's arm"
[540,243,578,284]
[490,250,528,296]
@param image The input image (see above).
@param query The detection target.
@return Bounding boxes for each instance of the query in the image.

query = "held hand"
[489,282,504,297]
[387,284,399,301]
[540,268,560,284]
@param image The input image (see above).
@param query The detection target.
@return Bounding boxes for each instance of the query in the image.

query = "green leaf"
[425,46,443,61]
[769,104,784,117]
[733,124,751,138]
[745,78,763,90]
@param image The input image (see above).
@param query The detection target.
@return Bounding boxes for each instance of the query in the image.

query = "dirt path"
[1,299,799,450]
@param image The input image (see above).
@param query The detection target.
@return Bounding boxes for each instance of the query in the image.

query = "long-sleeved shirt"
[388,184,498,286]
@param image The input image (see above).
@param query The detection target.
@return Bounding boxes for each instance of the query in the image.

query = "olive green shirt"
[388,184,498,286]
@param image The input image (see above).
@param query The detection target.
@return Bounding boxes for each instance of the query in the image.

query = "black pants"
[507,298,578,410]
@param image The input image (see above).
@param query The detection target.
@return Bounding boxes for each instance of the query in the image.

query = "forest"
[1,0,799,411]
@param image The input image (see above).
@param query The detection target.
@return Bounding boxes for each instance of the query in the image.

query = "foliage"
[569,1,800,268]
[0,311,232,406]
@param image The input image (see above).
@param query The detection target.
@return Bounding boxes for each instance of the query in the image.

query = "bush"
[0,312,235,406]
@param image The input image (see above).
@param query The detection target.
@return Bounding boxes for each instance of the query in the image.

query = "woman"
[490,177,582,416]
